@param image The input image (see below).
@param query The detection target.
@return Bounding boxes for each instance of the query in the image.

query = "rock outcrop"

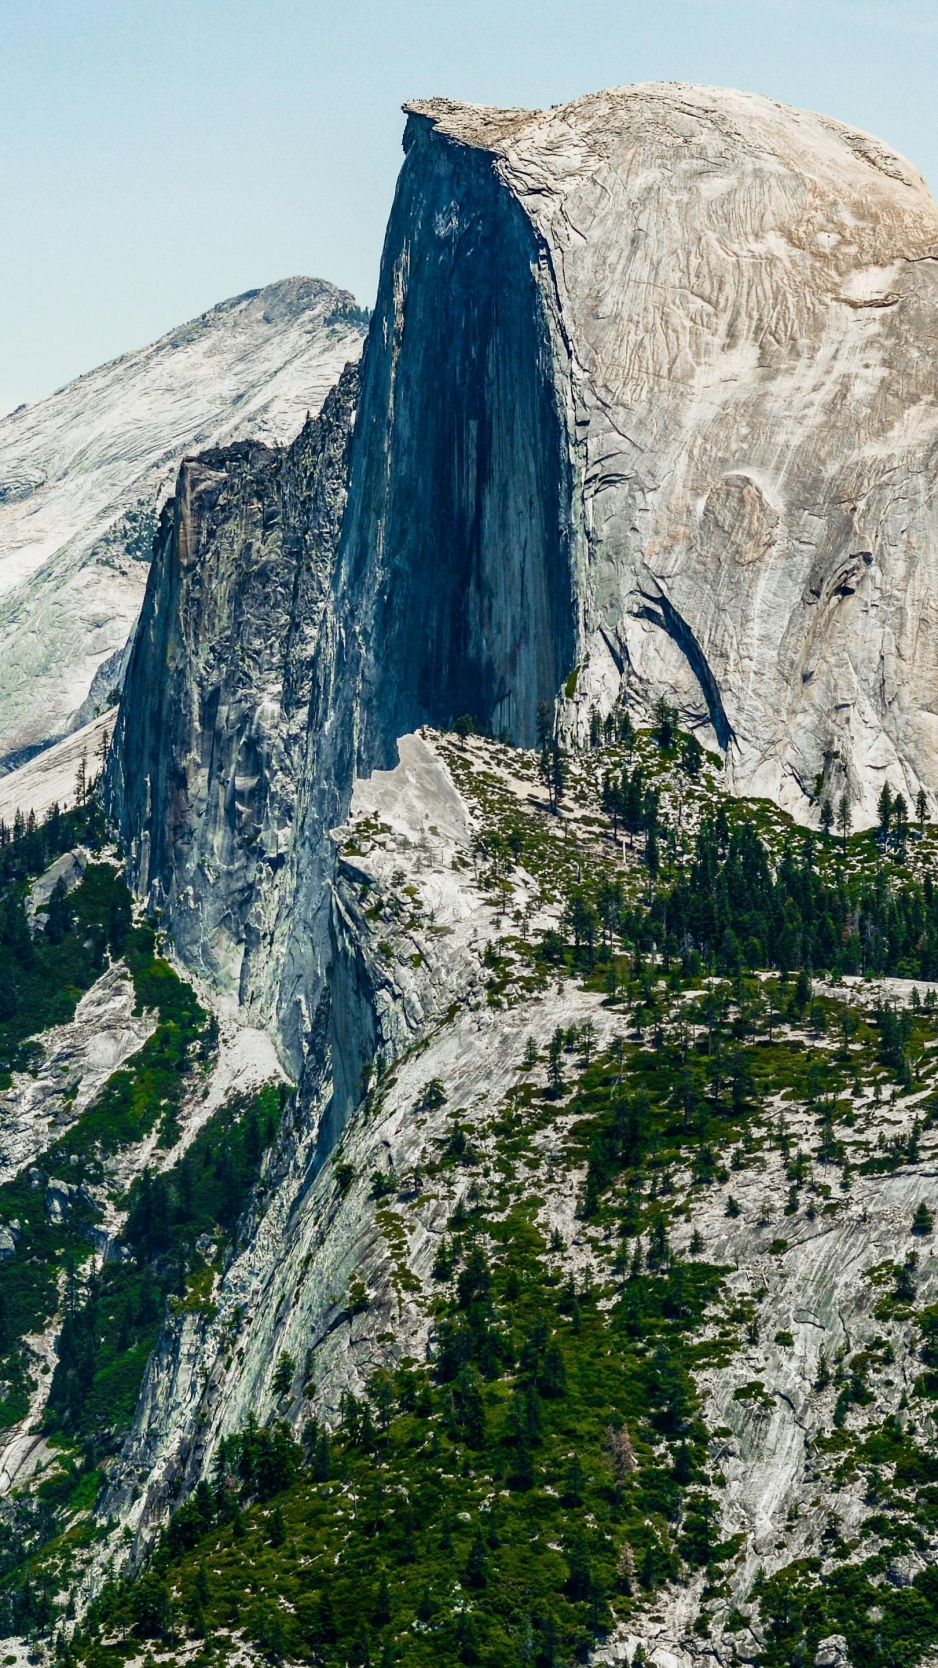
[20,83,938,1665]
[381,86,938,828]
[107,83,938,1083]
[0,278,366,767]
[271,83,938,1086]
[106,362,359,1013]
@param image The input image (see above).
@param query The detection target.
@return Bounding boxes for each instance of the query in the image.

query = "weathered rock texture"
[106,363,359,1009]
[0,278,365,767]
[387,86,938,828]
[262,83,938,1089]
[108,83,938,1084]
[43,83,938,1654]
[91,733,938,1668]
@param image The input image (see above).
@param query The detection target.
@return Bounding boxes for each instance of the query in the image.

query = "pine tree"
[547,1027,565,1096]
[564,1453,584,1505]
[838,793,852,854]
[465,1531,489,1588]
[373,1575,391,1624]
[616,1540,636,1594]
[877,783,893,843]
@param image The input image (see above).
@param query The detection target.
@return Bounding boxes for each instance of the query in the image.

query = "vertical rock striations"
[395,88,938,826]
[0,278,365,766]
[110,82,938,1076]
[87,91,938,1628]
[330,107,580,754]
[106,363,359,1014]
[269,106,585,1071]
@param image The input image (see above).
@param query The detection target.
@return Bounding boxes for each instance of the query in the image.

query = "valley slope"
[7,77,938,1668]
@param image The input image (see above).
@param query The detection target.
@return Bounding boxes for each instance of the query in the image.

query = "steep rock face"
[391,88,938,827]
[59,87,938,1657]
[329,114,579,755]
[89,732,938,1668]
[105,363,359,1009]
[95,731,541,1561]
[264,83,938,1081]
[270,117,585,1067]
[109,86,938,1088]
[0,278,365,768]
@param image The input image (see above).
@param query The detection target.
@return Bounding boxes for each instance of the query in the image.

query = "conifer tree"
[838,793,852,854]
[877,783,893,844]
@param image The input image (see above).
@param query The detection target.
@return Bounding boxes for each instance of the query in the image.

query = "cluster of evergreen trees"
[658,812,938,978]
[535,705,938,979]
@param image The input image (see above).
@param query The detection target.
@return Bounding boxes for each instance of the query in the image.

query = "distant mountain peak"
[0,275,366,767]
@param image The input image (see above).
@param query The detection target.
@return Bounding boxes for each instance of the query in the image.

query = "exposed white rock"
[0,1320,63,1498]
[0,957,286,1541]
[0,277,365,765]
[25,844,89,928]
[0,959,157,1186]
[0,712,113,827]
[399,87,938,827]
[83,730,938,1661]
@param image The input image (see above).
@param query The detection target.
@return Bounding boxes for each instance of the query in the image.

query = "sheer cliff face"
[109,82,938,1066]
[0,278,365,769]
[106,364,359,1006]
[403,86,938,824]
[330,113,579,757]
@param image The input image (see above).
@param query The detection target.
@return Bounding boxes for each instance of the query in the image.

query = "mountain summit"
[375,84,938,828]
[0,278,367,768]
[6,84,938,1668]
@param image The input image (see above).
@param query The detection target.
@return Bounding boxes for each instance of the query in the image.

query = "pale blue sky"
[2,0,937,413]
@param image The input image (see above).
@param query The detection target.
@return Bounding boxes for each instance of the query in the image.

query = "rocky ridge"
[103,84,938,1094]
[9,77,938,1668]
[389,86,938,827]
[0,278,366,767]
[106,361,360,1019]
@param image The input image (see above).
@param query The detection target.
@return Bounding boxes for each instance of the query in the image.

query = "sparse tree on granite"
[893,793,908,854]
[547,1027,565,1096]
[877,783,893,844]
[912,1201,934,1236]
[577,1020,596,1068]
[838,793,852,855]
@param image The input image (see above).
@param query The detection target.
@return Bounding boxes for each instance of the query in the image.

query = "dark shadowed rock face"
[333,110,579,757]
[110,82,938,1083]
[268,111,583,1071]
[105,363,359,1009]
[400,88,938,828]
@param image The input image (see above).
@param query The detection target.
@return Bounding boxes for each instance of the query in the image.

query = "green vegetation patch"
[70,1144,732,1666]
